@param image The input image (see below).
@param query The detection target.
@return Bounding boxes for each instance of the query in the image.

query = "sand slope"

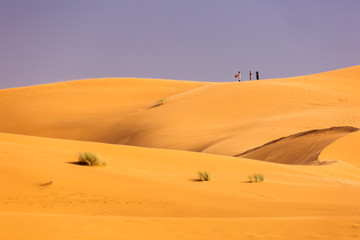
[1,214,359,240]
[1,66,360,239]
[320,131,360,168]
[0,133,360,239]
[237,126,359,165]
[0,78,209,142]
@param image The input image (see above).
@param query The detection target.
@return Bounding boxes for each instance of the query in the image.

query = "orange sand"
[1,66,360,239]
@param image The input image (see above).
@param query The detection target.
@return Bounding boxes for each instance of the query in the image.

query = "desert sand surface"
[1,66,360,239]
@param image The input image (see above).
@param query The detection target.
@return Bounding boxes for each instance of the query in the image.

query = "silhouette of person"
[235,71,241,82]
[256,70,259,80]
[249,71,252,80]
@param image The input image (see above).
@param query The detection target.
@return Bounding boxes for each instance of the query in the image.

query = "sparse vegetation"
[78,152,106,166]
[198,171,211,181]
[151,99,165,108]
[248,174,264,183]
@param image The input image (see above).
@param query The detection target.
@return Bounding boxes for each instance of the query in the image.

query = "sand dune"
[0,78,209,142]
[1,132,360,239]
[1,66,360,239]
[1,66,360,157]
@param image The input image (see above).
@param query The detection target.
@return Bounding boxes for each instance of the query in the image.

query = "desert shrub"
[198,171,211,181]
[248,174,264,183]
[78,152,106,166]
[151,99,165,108]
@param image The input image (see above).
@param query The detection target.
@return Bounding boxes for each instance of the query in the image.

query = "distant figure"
[249,70,252,80]
[256,70,259,80]
[236,71,241,82]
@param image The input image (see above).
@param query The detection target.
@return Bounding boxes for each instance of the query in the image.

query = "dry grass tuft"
[248,174,265,183]
[78,152,106,166]
[198,171,211,181]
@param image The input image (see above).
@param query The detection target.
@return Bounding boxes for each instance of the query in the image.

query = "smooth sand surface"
[1,66,360,239]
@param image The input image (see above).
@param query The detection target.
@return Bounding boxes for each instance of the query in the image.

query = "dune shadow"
[38,181,53,187]
[316,160,338,165]
[67,161,88,166]
[189,179,204,182]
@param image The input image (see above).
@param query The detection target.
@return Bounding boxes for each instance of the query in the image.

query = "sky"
[0,0,359,89]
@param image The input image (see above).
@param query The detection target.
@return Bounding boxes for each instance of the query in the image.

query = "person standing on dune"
[256,70,259,80]
[236,71,241,82]
[249,70,252,80]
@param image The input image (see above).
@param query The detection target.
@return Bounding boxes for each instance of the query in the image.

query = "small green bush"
[198,171,211,181]
[78,152,106,166]
[248,174,264,183]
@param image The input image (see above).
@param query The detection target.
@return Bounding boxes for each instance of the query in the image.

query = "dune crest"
[235,126,359,165]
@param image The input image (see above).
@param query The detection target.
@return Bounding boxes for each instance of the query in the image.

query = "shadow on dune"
[235,126,359,165]
[189,179,205,182]
[67,161,89,166]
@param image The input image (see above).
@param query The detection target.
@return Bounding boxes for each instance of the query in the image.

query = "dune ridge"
[236,126,359,165]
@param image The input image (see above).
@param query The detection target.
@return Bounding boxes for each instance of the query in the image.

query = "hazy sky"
[0,0,359,89]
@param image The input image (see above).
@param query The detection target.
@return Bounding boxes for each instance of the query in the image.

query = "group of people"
[235,70,259,82]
